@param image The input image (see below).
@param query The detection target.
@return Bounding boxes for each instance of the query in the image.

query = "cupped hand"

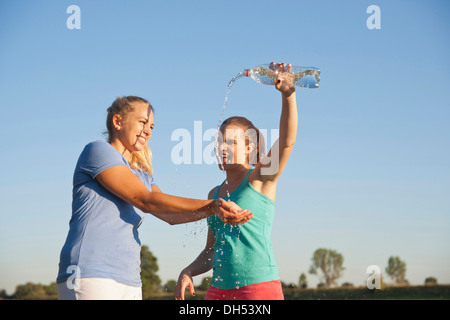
[215,198,253,225]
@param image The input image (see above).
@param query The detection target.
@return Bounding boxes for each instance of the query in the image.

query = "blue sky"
[0,0,449,294]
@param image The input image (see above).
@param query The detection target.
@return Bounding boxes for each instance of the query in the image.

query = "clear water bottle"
[244,63,320,88]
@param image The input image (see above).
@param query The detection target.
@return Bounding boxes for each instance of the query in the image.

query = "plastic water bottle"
[244,63,320,88]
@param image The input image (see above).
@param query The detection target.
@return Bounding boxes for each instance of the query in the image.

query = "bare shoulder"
[207,186,220,200]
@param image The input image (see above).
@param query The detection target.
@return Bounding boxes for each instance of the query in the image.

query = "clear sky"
[0,0,449,294]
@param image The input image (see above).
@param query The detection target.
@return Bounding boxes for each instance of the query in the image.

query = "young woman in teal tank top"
[175,62,298,300]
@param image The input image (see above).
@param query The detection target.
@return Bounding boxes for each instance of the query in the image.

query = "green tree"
[341,282,353,287]
[197,277,211,291]
[0,289,10,299]
[385,256,407,284]
[163,280,177,293]
[44,282,57,297]
[298,273,307,289]
[140,245,161,299]
[14,282,47,299]
[309,248,345,288]
[424,277,437,285]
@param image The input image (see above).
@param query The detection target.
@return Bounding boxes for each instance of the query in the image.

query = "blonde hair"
[129,144,153,175]
[106,96,154,175]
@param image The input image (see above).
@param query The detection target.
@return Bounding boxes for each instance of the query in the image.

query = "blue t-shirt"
[57,140,155,287]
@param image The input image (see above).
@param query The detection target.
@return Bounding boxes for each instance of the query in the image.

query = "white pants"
[57,278,142,300]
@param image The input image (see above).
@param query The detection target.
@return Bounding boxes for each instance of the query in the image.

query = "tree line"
[0,246,440,299]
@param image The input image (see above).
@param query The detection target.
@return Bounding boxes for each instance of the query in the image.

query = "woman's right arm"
[175,228,216,300]
[96,165,252,225]
[175,186,218,300]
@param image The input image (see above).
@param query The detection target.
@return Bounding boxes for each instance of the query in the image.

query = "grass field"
[146,284,450,300]
[282,284,450,300]
[3,283,448,300]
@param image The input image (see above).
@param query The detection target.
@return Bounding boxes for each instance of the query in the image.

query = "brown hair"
[106,96,154,175]
[220,116,266,166]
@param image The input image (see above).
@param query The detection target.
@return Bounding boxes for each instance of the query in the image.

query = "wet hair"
[220,116,266,166]
[106,96,154,175]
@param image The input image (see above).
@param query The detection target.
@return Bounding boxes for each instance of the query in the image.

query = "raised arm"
[96,166,253,225]
[255,62,298,182]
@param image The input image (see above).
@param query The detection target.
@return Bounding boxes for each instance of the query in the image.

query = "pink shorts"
[204,280,284,300]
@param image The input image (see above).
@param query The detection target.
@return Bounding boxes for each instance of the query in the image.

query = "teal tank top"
[207,168,279,289]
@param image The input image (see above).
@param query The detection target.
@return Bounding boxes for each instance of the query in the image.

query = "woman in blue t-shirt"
[57,96,253,300]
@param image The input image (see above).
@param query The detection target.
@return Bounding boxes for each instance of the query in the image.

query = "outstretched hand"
[270,62,296,97]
